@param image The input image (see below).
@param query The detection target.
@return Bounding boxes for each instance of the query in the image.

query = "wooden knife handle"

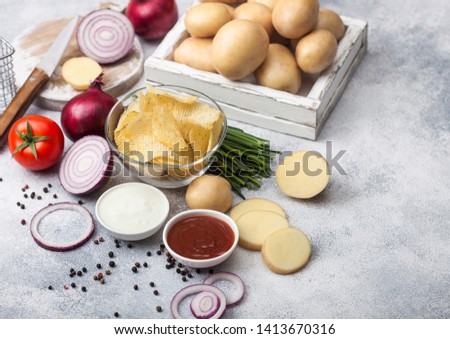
[0,67,49,139]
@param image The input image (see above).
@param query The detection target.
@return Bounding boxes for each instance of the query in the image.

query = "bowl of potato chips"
[105,85,227,188]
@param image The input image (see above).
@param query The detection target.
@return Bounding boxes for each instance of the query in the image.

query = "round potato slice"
[229,198,286,221]
[276,150,329,199]
[236,210,289,251]
[262,227,311,274]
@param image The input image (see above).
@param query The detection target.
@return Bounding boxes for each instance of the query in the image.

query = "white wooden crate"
[144,6,368,140]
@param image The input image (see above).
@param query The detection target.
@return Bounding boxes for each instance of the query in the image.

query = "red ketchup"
[167,216,234,260]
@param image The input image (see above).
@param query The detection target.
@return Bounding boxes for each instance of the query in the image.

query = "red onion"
[126,0,178,40]
[77,9,135,64]
[204,272,245,307]
[190,291,221,319]
[59,136,112,195]
[61,73,117,142]
[30,203,94,252]
[171,284,227,319]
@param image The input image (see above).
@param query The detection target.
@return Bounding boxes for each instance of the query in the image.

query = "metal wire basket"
[0,36,16,112]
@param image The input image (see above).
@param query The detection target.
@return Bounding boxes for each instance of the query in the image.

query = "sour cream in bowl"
[163,209,239,268]
[95,182,170,241]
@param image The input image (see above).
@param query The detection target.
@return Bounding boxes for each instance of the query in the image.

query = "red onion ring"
[30,203,94,252]
[171,284,227,319]
[77,9,134,64]
[203,272,245,307]
[190,291,221,319]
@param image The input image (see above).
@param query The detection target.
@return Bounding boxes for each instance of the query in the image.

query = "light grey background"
[0,0,449,319]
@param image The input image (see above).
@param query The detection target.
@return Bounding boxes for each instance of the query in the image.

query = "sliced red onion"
[77,9,135,64]
[190,291,221,319]
[171,284,226,319]
[30,203,94,252]
[59,136,112,195]
[204,272,245,307]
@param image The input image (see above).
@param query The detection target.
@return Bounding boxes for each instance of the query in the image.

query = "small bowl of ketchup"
[163,209,239,268]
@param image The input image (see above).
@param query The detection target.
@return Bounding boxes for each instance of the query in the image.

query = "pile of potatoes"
[174,0,345,94]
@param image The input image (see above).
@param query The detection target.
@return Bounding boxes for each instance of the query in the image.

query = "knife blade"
[0,16,78,147]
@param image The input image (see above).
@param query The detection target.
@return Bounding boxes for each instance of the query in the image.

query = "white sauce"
[96,183,169,235]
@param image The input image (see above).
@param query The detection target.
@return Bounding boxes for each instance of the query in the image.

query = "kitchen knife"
[0,16,78,147]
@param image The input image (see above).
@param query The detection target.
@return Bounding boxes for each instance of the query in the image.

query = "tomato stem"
[12,120,51,160]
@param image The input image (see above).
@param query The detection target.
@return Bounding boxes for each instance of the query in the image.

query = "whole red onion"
[61,73,117,142]
[126,0,178,40]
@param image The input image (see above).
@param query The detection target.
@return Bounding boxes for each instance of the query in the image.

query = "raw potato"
[229,198,286,221]
[295,29,337,74]
[236,210,289,251]
[276,150,330,199]
[174,38,216,73]
[185,3,233,38]
[233,3,273,36]
[61,57,102,90]
[272,0,319,39]
[185,175,233,212]
[248,0,278,10]
[255,44,301,94]
[262,227,311,274]
[212,19,269,80]
[315,9,346,41]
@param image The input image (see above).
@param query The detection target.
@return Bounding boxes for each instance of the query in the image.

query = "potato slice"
[61,57,102,90]
[262,227,311,274]
[229,198,286,222]
[236,210,289,251]
[276,150,329,199]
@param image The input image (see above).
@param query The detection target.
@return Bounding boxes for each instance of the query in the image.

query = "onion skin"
[61,74,117,142]
[126,0,178,40]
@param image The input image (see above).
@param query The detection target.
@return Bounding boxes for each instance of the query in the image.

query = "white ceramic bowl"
[95,182,170,241]
[163,209,239,268]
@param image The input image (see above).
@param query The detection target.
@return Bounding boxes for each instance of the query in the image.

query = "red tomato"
[8,115,64,171]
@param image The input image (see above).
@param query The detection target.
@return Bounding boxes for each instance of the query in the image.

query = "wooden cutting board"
[13,17,144,111]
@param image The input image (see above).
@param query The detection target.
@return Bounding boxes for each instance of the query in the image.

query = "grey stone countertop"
[0,0,449,319]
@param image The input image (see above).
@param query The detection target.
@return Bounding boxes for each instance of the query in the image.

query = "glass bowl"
[104,85,227,189]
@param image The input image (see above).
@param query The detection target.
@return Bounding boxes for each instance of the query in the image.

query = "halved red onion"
[190,291,221,319]
[171,284,226,319]
[30,203,94,252]
[77,9,135,64]
[59,135,112,195]
[204,272,245,307]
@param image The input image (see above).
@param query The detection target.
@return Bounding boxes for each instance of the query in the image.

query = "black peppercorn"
[182,277,187,282]
[71,283,76,288]
[53,194,58,199]
[133,285,138,290]
[81,286,87,292]
[146,251,152,256]
[20,204,25,210]
[96,263,102,269]
[177,263,183,268]
[165,264,171,269]
[153,290,159,295]
[21,219,26,225]
[70,268,75,273]
[78,200,83,205]
[132,266,137,273]
[114,312,119,318]
[109,261,116,268]
[160,243,165,249]
[82,267,87,273]
[21,188,25,192]
[24,194,28,198]
[48,285,53,290]
[135,262,140,268]
[48,183,52,188]
[115,244,120,248]
[176,268,181,274]
[93,275,98,281]
[31,192,35,199]
[37,196,42,200]
[181,271,187,276]
[108,251,114,258]
[166,258,172,263]
[187,273,193,278]
[149,282,155,287]
[143,262,148,268]
[156,306,162,313]
[43,187,49,193]
[127,243,132,249]
[77,271,82,277]
[17,202,20,206]
[156,250,162,255]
